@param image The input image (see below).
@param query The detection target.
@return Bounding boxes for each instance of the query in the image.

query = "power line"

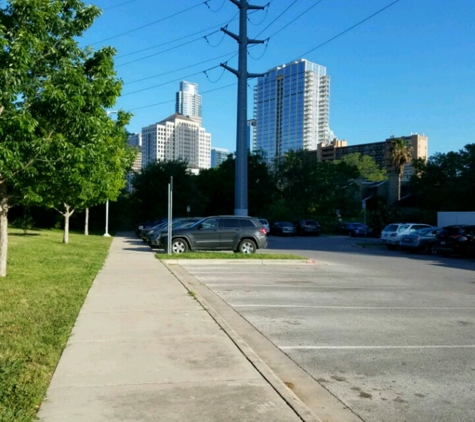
[129,83,236,111]
[117,19,236,59]
[254,0,298,37]
[122,66,221,97]
[115,35,215,68]
[90,1,209,45]
[124,52,236,85]
[103,0,139,11]
[122,0,402,101]
[297,0,402,59]
[263,0,325,39]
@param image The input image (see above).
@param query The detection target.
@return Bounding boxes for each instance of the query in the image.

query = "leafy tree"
[336,153,387,182]
[131,160,204,223]
[389,138,413,201]
[273,150,360,221]
[411,144,475,211]
[194,152,276,217]
[0,0,104,274]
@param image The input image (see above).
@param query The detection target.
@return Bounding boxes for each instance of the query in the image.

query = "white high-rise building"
[176,81,202,122]
[141,114,211,173]
[253,59,331,163]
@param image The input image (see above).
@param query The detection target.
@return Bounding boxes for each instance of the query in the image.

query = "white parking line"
[280,345,475,350]
[230,304,475,310]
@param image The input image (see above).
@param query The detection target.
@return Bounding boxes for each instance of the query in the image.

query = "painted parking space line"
[230,304,475,310]
[279,345,475,350]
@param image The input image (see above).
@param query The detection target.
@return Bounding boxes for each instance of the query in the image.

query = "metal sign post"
[167,177,173,255]
[362,200,367,244]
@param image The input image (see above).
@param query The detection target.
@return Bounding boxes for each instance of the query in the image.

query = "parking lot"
[175,235,475,422]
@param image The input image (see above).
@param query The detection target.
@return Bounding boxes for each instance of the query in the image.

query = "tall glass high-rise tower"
[175,81,202,122]
[253,59,330,164]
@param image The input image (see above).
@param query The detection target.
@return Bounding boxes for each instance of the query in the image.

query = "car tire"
[237,239,257,254]
[171,238,188,254]
[386,244,397,250]
[428,245,438,255]
[350,231,355,237]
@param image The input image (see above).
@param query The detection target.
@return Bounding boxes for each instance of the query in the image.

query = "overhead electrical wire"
[124,52,236,86]
[127,0,402,110]
[103,0,138,11]
[117,18,237,59]
[90,0,209,45]
[296,0,401,59]
[129,83,236,112]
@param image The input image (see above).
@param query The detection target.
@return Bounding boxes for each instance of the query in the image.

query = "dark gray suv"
[158,216,268,254]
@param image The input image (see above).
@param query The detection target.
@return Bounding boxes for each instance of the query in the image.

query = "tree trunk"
[0,183,9,277]
[62,204,75,244]
[84,208,89,236]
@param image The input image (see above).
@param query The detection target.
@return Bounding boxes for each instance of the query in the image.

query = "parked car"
[435,225,475,257]
[399,227,441,254]
[340,222,372,237]
[158,216,268,254]
[271,221,297,236]
[136,218,166,237]
[380,223,434,250]
[258,218,270,235]
[148,217,203,247]
[296,219,321,236]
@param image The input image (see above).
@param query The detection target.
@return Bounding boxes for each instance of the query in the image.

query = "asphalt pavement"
[37,232,360,422]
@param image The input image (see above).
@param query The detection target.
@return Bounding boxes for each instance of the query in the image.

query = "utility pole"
[221,0,265,216]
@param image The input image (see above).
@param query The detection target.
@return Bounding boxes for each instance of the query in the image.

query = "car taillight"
[259,228,267,235]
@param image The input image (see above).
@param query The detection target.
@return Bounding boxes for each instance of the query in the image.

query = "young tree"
[389,138,413,201]
[0,0,103,275]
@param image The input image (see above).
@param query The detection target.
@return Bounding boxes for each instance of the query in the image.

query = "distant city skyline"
[82,0,475,158]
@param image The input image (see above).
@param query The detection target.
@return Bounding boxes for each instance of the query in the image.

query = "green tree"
[0,0,104,274]
[411,144,475,211]
[337,153,387,182]
[131,160,203,223]
[389,138,413,201]
[274,150,360,221]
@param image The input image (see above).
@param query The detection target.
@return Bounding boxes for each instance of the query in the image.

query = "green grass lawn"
[0,228,111,422]
[155,251,308,259]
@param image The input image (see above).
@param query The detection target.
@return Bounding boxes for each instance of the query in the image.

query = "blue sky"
[81,0,475,157]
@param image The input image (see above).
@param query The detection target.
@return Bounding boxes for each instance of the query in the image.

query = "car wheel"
[428,245,438,255]
[237,239,257,254]
[386,244,397,250]
[350,231,355,237]
[171,238,188,254]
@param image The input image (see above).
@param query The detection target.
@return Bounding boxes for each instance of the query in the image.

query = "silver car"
[380,223,434,250]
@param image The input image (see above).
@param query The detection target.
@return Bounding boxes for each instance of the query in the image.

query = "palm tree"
[389,138,413,201]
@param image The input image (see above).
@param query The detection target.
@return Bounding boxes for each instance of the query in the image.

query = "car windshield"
[281,222,293,227]
[412,228,433,235]
[383,224,399,232]
[259,219,269,225]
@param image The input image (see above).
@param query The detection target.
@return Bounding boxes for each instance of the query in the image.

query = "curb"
[158,258,320,266]
[162,260,323,422]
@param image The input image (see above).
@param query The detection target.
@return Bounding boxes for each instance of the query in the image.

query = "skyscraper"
[211,147,230,168]
[175,81,202,122]
[141,114,211,173]
[253,59,330,163]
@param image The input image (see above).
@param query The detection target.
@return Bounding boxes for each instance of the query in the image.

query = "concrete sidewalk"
[38,233,320,422]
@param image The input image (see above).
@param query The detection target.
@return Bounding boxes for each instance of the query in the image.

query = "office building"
[253,59,331,163]
[141,114,211,173]
[175,81,202,123]
[318,134,428,181]
[211,147,230,168]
